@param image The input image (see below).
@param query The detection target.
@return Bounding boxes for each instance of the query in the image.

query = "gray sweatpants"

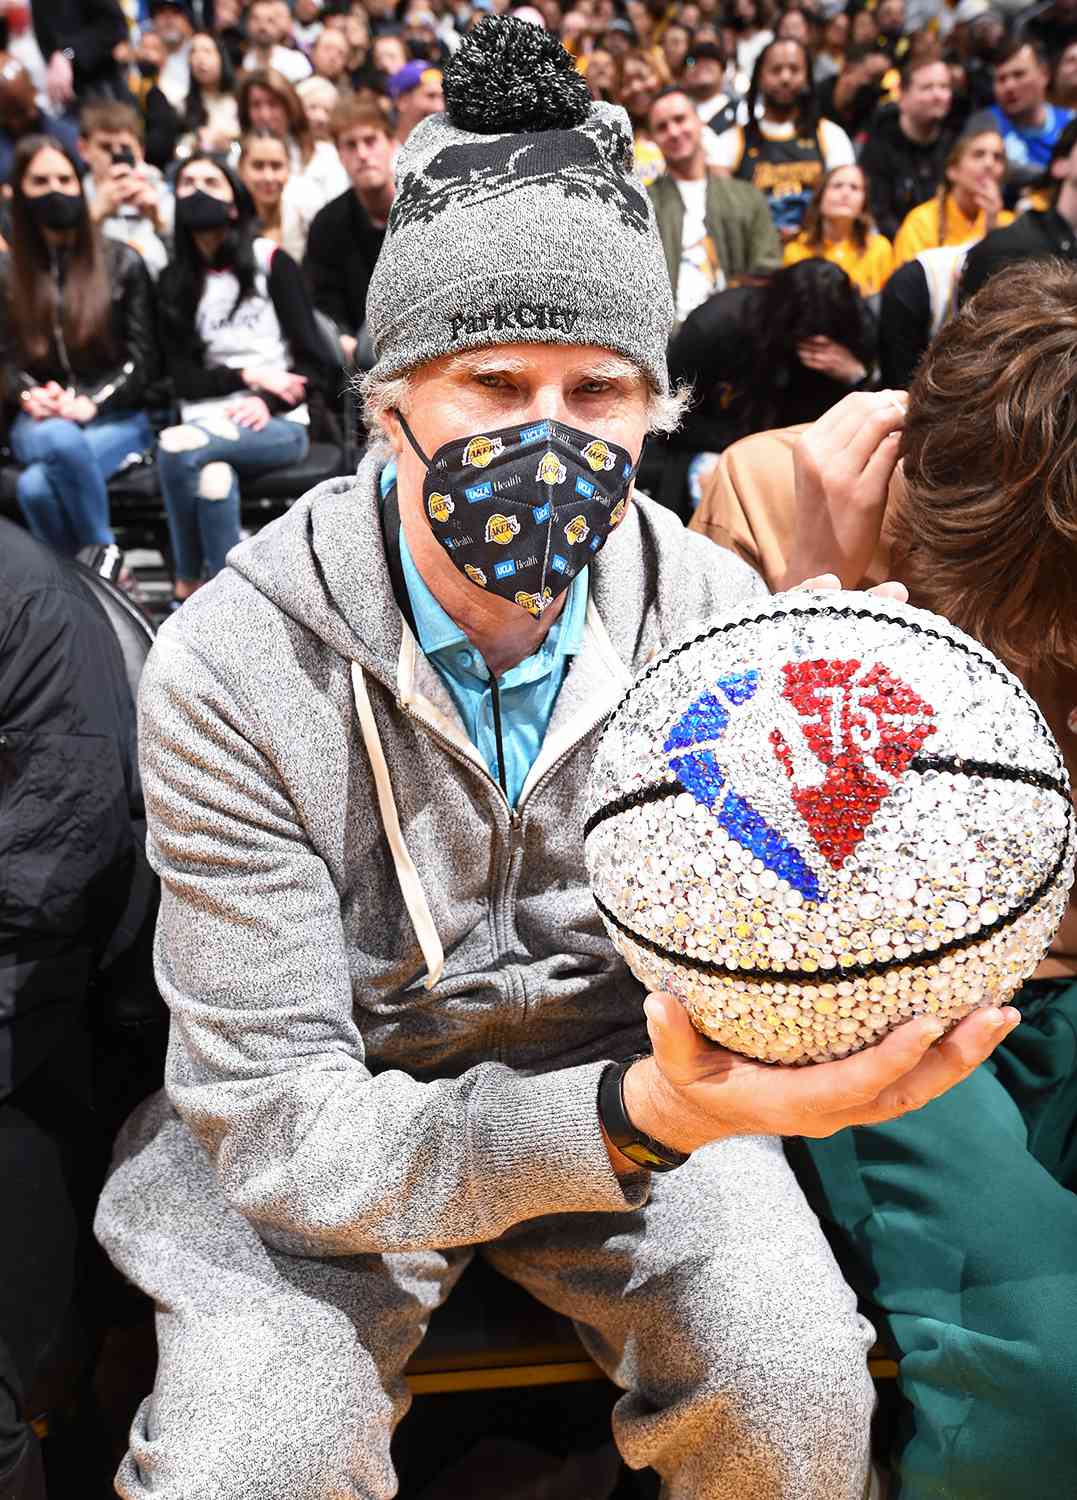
[95,1093,875,1500]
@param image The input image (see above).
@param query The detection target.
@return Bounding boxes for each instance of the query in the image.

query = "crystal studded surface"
[584,591,1076,1064]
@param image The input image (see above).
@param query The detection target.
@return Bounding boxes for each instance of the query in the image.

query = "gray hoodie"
[134,451,766,1260]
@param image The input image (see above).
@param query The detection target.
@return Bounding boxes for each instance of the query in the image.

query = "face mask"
[28,190,82,231]
[175,188,233,232]
[398,414,635,617]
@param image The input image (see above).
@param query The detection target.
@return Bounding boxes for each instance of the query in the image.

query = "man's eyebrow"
[571,355,644,384]
[442,351,532,377]
[442,351,644,385]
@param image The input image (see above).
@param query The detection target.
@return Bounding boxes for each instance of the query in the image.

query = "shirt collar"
[397,520,589,672]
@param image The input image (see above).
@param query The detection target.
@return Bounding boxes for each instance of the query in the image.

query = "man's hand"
[779,389,906,590]
[92,164,138,220]
[607,992,1019,1170]
[128,169,163,225]
[796,335,867,386]
[46,50,75,109]
[226,394,271,431]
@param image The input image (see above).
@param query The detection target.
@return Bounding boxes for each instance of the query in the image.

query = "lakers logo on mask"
[536,451,567,486]
[463,435,504,468]
[484,512,520,545]
[582,439,616,472]
[427,492,454,523]
[564,514,590,545]
[515,587,554,617]
[609,496,628,527]
[464,563,487,588]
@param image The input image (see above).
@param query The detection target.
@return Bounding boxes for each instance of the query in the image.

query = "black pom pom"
[443,17,592,135]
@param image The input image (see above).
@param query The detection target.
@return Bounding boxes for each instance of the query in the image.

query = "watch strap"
[598,1055,690,1173]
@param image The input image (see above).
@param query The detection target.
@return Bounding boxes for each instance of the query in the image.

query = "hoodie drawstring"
[351,662,445,989]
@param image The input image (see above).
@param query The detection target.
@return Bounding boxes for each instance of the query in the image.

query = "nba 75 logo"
[664,661,936,902]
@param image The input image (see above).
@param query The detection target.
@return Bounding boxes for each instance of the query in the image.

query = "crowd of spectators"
[1,0,1076,570]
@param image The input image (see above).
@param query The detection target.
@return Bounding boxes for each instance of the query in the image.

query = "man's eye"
[578,381,612,396]
[475,374,512,390]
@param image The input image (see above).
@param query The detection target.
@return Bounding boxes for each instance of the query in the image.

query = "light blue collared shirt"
[397,523,589,808]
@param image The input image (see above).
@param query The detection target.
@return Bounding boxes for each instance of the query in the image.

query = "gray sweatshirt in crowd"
[136,451,766,1260]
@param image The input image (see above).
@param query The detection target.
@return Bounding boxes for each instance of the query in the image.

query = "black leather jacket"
[0,238,159,420]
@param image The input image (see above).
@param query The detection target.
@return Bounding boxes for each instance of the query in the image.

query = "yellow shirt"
[633,136,665,189]
[783,232,894,296]
[892,195,1015,268]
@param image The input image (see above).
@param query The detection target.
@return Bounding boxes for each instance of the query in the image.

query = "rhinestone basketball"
[584,592,1076,1064]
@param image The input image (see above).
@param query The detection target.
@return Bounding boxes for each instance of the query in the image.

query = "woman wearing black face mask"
[0,135,158,557]
[155,154,336,603]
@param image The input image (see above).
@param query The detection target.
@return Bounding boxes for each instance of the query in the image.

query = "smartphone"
[110,145,136,168]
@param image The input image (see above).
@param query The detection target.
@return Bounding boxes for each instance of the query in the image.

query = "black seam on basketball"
[583,779,684,841]
[583,757,1071,844]
[595,605,1065,773]
[592,809,1074,984]
[910,755,1069,799]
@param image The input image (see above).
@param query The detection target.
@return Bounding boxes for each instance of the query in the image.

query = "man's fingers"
[853,1007,1019,1124]
[645,990,721,1077]
[866,580,909,602]
[859,426,903,499]
[791,1015,947,1117]
[796,395,904,491]
[802,390,895,450]
[794,573,841,591]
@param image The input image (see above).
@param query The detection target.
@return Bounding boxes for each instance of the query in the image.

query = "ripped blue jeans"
[156,413,309,582]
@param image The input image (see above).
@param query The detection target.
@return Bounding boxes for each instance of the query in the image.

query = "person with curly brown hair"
[691,260,1077,1500]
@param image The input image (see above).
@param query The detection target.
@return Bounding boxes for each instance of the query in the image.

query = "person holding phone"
[77,99,172,278]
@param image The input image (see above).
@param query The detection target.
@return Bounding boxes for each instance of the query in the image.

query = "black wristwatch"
[598,1054,690,1172]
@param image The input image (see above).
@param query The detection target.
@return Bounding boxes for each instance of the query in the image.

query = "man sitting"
[709,38,855,238]
[860,53,956,240]
[966,38,1074,190]
[77,100,172,279]
[647,86,779,324]
[95,21,1011,1500]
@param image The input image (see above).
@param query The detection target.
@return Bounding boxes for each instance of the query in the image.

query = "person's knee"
[118,1343,398,1500]
[25,419,87,466]
[118,1395,396,1500]
[198,462,235,501]
[158,424,211,455]
[14,465,52,512]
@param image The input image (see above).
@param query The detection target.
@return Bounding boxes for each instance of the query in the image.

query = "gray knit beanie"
[365,17,674,394]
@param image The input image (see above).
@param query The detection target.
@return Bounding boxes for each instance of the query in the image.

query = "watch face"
[624,1140,678,1171]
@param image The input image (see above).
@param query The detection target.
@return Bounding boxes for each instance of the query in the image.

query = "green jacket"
[648,172,781,309]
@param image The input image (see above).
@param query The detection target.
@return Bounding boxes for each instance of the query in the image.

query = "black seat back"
[73,547,155,703]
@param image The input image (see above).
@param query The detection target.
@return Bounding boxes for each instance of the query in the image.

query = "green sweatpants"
[787,978,1077,1500]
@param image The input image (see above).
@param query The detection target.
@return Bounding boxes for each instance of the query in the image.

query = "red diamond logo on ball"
[771,660,936,868]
